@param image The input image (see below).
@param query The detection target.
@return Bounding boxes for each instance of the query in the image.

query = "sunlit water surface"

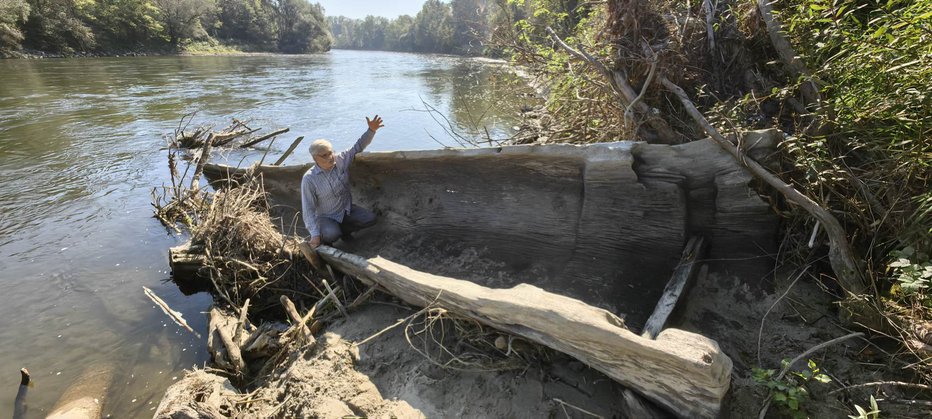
[0,49,535,417]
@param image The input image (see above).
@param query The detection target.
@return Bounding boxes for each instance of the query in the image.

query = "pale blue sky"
[315,0,427,19]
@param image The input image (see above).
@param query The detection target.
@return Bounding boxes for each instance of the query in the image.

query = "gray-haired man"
[301,115,383,248]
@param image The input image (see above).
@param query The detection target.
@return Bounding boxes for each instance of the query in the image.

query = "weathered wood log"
[274,136,305,166]
[208,307,246,374]
[239,128,289,148]
[642,236,706,339]
[318,246,732,418]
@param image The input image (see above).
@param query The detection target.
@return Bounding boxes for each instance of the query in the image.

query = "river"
[0,49,537,417]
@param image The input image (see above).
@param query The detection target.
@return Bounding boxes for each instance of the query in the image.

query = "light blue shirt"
[301,129,375,238]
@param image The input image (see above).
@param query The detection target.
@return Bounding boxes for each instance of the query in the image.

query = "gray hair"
[309,139,332,156]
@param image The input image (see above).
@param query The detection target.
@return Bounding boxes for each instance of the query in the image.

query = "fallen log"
[208,307,246,374]
[318,246,732,418]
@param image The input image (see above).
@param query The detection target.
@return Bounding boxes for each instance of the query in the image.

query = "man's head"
[310,139,335,171]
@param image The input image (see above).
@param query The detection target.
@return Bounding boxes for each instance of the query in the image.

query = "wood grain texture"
[318,246,732,418]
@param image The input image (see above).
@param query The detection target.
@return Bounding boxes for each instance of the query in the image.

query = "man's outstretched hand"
[366,115,384,132]
[309,236,321,248]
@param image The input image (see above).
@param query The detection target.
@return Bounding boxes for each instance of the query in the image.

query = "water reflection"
[0,49,538,417]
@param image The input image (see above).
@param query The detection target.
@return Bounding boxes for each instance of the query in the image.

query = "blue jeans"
[319,205,377,244]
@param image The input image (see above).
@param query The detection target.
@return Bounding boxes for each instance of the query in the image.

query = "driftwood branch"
[209,307,246,374]
[545,26,678,141]
[240,128,290,149]
[657,76,866,296]
[189,133,214,190]
[758,332,864,419]
[273,136,305,166]
[213,127,258,147]
[143,286,201,338]
[757,0,820,107]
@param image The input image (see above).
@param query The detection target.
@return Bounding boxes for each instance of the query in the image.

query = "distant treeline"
[328,0,524,56]
[0,0,331,55]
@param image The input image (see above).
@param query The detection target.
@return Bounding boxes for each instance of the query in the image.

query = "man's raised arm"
[342,115,384,163]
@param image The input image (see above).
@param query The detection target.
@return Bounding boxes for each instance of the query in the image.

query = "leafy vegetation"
[0,0,331,55]
[849,395,881,419]
[753,359,832,418]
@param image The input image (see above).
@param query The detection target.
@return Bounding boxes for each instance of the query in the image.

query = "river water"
[0,49,535,417]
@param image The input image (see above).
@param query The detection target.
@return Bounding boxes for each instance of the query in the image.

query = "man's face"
[313,147,335,171]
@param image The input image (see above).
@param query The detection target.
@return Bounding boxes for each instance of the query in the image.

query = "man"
[301,115,384,248]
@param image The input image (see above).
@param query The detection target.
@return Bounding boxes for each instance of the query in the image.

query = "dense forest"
[328,0,501,55]
[0,0,331,55]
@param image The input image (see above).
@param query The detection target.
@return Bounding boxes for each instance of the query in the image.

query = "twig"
[807,220,821,248]
[553,398,604,418]
[239,128,289,148]
[280,295,313,344]
[758,267,809,364]
[322,279,348,318]
[829,381,932,395]
[354,305,431,347]
[545,26,677,140]
[874,398,932,407]
[143,286,201,338]
[233,298,250,343]
[758,332,864,419]
[273,136,305,166]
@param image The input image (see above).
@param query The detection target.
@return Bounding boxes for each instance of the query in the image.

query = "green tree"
[83,0,163,50]
[273,0,329,53]
[23,0,95,52]
[412,0,453,53]
[384,14,413,51]
[0,0,30,52]
[212,0,277,48]
[154,0,213,46]
[451,0,487,54]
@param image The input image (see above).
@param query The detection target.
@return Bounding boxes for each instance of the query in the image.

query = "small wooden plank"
[641,236,706,339]
[317,246,731,418]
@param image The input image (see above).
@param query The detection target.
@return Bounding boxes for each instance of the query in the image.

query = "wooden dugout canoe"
[202,129,781,417]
